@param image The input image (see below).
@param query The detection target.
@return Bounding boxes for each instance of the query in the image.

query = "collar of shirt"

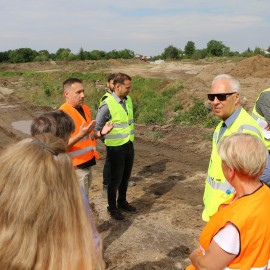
[112,92,127,103]
[224,107,242,128]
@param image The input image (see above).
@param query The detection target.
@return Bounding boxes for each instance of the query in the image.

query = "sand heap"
[230,55,270,78]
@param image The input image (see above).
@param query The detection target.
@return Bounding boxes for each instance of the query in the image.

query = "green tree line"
[1,40,270,63]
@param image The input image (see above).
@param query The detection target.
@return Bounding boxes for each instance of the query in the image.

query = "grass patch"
[0,68,216,128]
[173,97,219,128]
[132,78,184,125]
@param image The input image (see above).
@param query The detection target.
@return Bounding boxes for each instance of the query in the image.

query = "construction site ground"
[1,55,270,269]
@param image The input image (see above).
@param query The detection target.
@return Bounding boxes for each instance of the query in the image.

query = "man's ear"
[114,83,120,92]
[64,90,69,98]
[234,92,240,104]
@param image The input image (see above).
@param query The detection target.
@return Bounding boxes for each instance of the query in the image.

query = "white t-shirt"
[213,223,240,255]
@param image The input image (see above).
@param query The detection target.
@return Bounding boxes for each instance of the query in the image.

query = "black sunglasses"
[207,92,237,102]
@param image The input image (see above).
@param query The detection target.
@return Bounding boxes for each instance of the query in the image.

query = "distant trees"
[206,40,230,57]
[8,48,38,63]
[1,41,269,64]
[161,45,182,60]
[184,41,196,58]
[34,50,50,61]
[79,47,85,60]
[55,48,75,60]
[0,51,9,62]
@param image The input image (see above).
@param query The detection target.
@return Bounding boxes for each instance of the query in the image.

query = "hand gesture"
[79,120,96,137]
[101,121,114,136]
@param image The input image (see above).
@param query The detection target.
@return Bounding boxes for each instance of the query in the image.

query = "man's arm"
[94,103,114,139]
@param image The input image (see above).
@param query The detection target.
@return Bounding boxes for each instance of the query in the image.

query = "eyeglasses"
[207,92,237,102]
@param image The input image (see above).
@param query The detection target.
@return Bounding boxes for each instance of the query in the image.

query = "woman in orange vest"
[187,133,270,270]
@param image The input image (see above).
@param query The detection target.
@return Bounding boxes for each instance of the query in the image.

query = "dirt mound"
[230,55,270,78]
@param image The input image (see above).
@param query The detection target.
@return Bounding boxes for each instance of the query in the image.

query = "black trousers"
[107,141,134,210]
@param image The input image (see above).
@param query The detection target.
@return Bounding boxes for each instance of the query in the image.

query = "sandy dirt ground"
[1,55,270,269]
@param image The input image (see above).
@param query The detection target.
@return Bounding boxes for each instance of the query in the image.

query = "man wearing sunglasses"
[202,74,264,222]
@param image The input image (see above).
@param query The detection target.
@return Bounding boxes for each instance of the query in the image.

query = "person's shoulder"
[126,95,133,102]
[237,108,259,123]
[59,103,66,109]
[98,101,109,110]
[101,95,109,102]
[259,90,270,100]
[237,107,252,117]
[82,104,90,109]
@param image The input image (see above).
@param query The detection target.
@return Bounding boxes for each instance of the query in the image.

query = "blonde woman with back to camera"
[0,134,104,270]
[187,133,270,270]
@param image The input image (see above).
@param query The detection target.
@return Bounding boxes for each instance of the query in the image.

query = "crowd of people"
[0,72,269,269]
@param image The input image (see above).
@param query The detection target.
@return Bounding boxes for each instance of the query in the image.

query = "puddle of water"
[11,120,32,135]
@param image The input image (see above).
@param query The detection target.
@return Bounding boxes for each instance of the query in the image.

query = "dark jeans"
[103,149,111,186]
[107,141,134,210]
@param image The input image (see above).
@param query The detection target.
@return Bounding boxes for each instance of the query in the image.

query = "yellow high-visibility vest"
[202,108,264,222]
[103,95,134,147]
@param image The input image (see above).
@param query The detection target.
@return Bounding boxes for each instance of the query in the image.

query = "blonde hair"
[0,134,104,270]
[218,133,268,179]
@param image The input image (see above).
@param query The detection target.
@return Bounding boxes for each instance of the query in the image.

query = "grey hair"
[212,74,240,93]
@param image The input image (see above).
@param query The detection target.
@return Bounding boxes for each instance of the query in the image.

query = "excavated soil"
[1,55,270,269]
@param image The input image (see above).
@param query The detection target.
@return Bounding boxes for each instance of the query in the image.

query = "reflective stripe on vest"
[215,124,261,142]
[207,176,235,193]
[252,112,259,120]
[78,134,90,142]
[68,145,98,158]
[105,131,134,140]
[237,124,262,136]
[113,123,129,128]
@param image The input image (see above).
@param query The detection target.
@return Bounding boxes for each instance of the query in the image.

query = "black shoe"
[118,202,137,213]
[107,207,125,220]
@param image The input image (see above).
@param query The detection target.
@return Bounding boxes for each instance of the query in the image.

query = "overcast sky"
[1,0,270,56]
